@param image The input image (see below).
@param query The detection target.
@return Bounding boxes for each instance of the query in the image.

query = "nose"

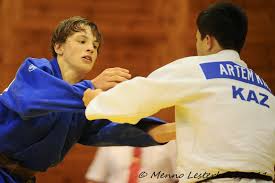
[87,45,95,53]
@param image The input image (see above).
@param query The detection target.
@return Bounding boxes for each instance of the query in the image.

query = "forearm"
[85,77,179,123]
[79,118,166,147]
[0,70,92,118]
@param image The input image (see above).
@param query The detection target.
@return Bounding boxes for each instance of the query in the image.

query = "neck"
[57,57,84,84]
[209,39,223,54]
[209,47,223,55]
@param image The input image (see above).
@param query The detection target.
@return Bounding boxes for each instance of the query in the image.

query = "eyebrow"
[76,34,88,39]
[76,34,98,42]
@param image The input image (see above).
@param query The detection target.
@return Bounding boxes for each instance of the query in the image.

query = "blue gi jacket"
[0,58,164,183]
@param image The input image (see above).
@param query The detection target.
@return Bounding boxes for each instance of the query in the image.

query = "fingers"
[107,67,130,73]
[105,68,131,80]
[92,67,132,91]
[109,75,128,83]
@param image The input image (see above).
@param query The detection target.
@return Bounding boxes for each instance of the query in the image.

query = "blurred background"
[0,0,274,182]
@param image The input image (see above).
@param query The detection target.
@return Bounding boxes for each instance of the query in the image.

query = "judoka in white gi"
[84,2,275,183]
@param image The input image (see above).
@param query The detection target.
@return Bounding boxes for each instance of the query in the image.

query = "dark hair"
[51,16,102,57]
[196,2,248,53]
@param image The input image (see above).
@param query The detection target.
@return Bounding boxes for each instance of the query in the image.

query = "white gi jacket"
[86,50,275,182]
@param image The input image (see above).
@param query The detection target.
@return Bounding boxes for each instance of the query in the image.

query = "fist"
[83,88,102,107]
[92,67,131,91]
[147,123,176,143]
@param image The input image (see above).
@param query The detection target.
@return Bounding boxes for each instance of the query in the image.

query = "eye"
[93,44,99,49]
[77,39,86,44]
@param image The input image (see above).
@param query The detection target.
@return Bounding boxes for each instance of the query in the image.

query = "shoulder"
[20,57,54,73]
[153,55,208,72]
[148,55,208,79]
[173,55,215,65]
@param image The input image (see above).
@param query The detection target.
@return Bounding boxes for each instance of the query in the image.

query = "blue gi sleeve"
[0,58,92,119]
[78,117,166,146]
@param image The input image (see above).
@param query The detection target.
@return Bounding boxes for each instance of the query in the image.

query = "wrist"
[91,79,97,89]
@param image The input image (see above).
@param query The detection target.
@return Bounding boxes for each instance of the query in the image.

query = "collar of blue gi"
[50,58,63,80]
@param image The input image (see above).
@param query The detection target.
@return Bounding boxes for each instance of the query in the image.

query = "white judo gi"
[85,50,275,183]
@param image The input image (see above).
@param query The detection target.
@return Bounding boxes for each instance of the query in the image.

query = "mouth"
[82,56,93,63]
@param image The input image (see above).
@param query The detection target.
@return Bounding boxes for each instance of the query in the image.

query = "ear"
[205,35,213,51]
[54,43,64,56]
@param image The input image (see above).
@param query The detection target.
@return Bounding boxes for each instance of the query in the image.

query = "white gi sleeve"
[85,58,203,124]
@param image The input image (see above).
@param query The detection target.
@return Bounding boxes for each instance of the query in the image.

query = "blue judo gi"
[0,58,164,183]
